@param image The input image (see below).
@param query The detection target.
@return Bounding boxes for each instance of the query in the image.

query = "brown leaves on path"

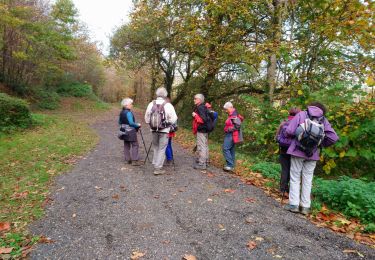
[183,255,197,260]
[0,222,11,232]
[131,251,145,259]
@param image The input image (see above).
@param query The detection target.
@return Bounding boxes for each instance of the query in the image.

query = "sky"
[72,0,133,54]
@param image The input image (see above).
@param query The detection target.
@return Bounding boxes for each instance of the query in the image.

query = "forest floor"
[29,110,375,259]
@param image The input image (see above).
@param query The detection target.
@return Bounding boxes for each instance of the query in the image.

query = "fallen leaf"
[0,222,11,232]
[247,240,257,250]
[21,246,33,258]
[131,251,145,259]
[183,255,197,260]
[207,172,215,178]
[187,200,192,204]
[224,189,235,193]
[255,237,264,242]
[154,195,160,199]
[274,255,283,258]
[245,217,254,224]
[39,236,54,244]
[0,247,13,254]
[207,198,213,202]
[112,194,119,200]
[218,224,225,231]
[343,249,364,258]
[162,240,170,244]
[267,247,277,254]
[245,197,256,203]
[95,186,102,190]
[72,214,76,218]
[56,187,65,191]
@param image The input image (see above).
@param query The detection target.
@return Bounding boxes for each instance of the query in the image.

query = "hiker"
[284,102,338,215]
[192,94,213,170]
[144,87,178,175]
[223,102,244,172]
[164,97,177,166]
[275,107,301,195]
[119,98,142,166]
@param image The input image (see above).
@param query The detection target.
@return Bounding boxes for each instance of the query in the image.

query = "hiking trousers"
[152,132,169,169]
[223,133,235,168]
[289,156,317,208]
[279,152,291,193]
[196,132,209,165]
[124,140,139,161]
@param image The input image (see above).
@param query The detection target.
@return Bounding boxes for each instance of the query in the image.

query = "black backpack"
[205,108,215,133]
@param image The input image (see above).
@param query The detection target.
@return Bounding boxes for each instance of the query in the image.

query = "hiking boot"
[131,160,142,166]
[125,160,132,164]
[284,204,299,213]
[300,207,310,215]
[193,163,207,170]
[153,169,166,175]
[223,166,234,172]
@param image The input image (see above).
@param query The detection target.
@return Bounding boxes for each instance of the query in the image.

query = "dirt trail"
[30,110,375,259]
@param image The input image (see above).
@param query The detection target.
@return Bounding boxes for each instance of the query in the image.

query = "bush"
[33,89,60,110]
[57,83,95,98]
[0,93,32,132]
[250,162,281,181]
[313,176,375,223]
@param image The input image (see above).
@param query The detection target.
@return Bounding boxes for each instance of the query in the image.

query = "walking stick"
[139,129,148,154]
[144,141,153,165]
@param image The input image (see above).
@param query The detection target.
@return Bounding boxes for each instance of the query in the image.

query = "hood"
[230,109,238,116]
[307,106,323,117]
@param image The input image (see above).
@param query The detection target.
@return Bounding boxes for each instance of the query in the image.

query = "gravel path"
[30,111,375,260]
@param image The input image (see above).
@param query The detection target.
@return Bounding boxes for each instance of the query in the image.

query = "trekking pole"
[144,141,153,165]
[139,129,148,154]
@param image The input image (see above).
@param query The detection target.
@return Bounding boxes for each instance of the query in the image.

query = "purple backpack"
[277,120,292,148]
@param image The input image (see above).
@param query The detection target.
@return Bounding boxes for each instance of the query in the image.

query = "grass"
[0,97,111,258]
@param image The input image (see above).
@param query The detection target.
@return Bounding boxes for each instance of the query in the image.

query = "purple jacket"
[286,106,339,161]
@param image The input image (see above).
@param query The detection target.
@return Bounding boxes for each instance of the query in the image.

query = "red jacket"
[224,110,244,144]
[192,114,204,135]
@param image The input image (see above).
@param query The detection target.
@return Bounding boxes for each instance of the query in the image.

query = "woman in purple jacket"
[284,102,339,215]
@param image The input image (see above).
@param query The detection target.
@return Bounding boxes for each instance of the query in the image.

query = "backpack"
[149,101,168,131]
[205,108,215,133]
[231,114,244,130]
[296,111,325,157]
[277,120,292,148]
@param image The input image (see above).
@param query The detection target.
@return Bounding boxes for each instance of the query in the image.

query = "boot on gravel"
[153,169,166,175]
[223,166,234,172]
[300,207,310,215]
[131,160,142,166]
[284,204,299,213]
[193,163,207,170]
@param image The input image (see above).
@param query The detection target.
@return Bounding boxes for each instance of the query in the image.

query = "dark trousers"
[124,140,139,161]
[165,137,173,161]
[279,152,291,193]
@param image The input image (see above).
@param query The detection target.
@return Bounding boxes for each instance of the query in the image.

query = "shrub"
[57,83,95,98]
[313,176,375,223]
[250,162,281,181]
[0,93,32,131]
[33,89,60,110]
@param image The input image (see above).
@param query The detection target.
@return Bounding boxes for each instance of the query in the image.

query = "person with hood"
[223,102,244,172]
[275,107,301,195]
[119,98,141,166]
[284,102,338,215]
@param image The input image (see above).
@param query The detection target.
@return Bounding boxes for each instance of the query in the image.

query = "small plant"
[250,162,281,181]
[33,89,60,110]
[0,93,32,132]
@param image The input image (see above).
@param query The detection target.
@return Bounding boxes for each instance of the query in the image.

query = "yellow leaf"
[339,151,346,158]
[297,90,303,95]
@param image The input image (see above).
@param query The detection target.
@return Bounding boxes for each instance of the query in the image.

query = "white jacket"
[144,97,178,133]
